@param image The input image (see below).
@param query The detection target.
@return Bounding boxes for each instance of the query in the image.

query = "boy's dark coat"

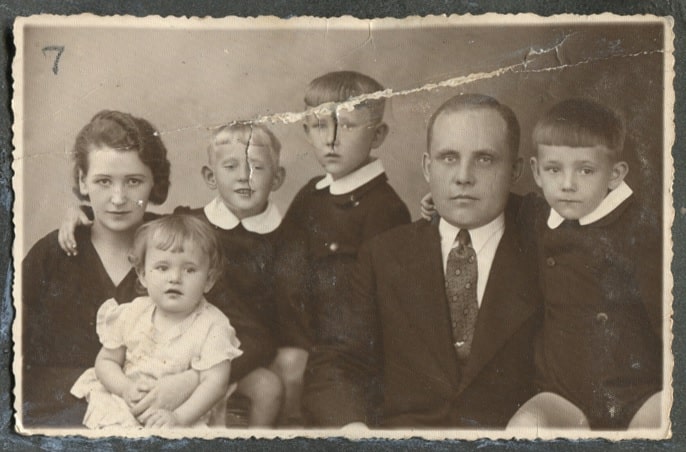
[275,173,411,350]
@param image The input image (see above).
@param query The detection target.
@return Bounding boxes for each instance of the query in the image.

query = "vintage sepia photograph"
[11,14,674,440]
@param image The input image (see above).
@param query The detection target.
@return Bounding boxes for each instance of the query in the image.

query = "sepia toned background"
[17,18,665,253]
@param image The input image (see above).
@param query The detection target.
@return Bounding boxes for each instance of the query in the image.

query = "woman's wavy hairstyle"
[72,110,171,204]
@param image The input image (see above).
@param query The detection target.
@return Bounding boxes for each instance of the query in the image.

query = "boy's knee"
[507,392,589,429]
[272,347,308,380]
[507,410,541,430]
[242,368,284,402]
[629,391,663,429]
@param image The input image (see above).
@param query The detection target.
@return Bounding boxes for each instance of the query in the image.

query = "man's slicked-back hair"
[532,98,626,159]
[427,93,521,157]
[304,70,386,120]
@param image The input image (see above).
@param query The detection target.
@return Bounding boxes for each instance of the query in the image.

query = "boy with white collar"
[274,71,410,425]
[508,99,663,430]
[176,122,286,427]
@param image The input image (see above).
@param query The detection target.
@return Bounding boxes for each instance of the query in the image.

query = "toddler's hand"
[122,382,146,408]
[420,192,437,221]
[57,206,93,255]
[131,371,198,417]
[143,409,179,428]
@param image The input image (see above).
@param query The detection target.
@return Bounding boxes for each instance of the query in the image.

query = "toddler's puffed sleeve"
[191,310,243,371]
[95,298,129,349]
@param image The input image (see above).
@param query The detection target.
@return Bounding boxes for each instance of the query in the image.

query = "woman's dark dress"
[22,226,140,427]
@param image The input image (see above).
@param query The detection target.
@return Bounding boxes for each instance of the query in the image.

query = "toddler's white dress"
[71,296,242,429]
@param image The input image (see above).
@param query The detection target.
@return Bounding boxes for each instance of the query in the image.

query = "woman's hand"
[143,409,180,428]
[420,192,437,221]
[57,206,93,255]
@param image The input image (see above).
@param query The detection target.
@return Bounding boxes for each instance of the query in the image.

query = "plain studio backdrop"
[16,17,665,254]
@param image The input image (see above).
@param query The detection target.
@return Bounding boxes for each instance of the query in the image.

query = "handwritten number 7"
[42,46,65,75]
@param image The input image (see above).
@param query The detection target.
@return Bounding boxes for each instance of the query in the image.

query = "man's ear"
[530,157,543,188]
[201,166,217,190]
[370,122,389,149]
[422,152,432,184]
[511,156,523,183]
[608,161,629,190]
[78,169,89,197]
[271,166,286,192]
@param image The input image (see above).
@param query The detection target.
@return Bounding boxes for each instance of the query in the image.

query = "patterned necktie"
[445,229,478,362]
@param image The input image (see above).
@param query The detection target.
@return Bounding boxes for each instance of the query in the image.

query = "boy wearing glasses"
[273,71,410,424]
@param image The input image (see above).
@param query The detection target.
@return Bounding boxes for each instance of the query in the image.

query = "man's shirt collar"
[439,213,506,254]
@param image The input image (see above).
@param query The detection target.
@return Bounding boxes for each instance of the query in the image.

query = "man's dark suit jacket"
[304,194,542,428]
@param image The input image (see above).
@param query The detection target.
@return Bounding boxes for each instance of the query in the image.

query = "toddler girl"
[71,214,242,428]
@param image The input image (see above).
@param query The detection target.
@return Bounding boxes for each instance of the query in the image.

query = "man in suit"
[303,93,543,428]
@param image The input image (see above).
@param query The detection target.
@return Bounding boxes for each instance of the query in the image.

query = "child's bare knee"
[507,392,589,429]
[273,347,308,380]
[248,368,284,402]
[629,391,663,429]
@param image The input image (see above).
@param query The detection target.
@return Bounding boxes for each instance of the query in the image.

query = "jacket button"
[546,257,556,267]
[328,242,339,252]
[596,312,608,323]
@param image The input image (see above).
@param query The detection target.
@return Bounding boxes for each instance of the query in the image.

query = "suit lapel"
[457,214,539,394]
[394,221,460,386]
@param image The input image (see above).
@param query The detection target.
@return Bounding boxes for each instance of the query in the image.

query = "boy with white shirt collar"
[274,71,410,425]
[176,122,286,427]
[508,98,663,431]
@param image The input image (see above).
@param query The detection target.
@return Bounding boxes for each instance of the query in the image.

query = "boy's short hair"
[427,94,520,158]
[304,71,385,120]
[129,214,224,282]
[208,122,281,166]
[532,98,626,159]
[72,110,171,204]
